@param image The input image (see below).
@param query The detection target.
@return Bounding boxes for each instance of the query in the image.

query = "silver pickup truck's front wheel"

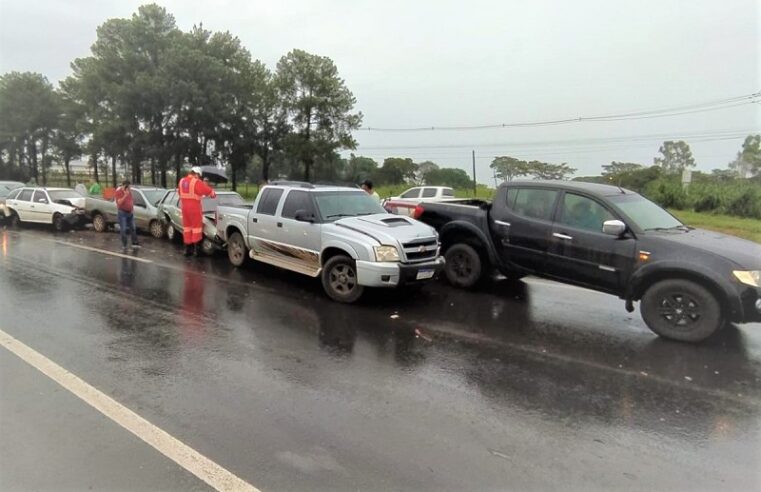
[227,231,247,267]
[322,255,364,303]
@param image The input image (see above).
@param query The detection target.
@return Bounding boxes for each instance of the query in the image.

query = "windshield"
[142,190,167,206]
[202,193,244,212]
[0,186,9,197]
[48,190,82,201]
[609,193,683,231]
[314,190,387,220]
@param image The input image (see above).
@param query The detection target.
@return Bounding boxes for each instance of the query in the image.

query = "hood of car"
[647,228,761,269]
[334,214,438,245]
[53,196,86,209]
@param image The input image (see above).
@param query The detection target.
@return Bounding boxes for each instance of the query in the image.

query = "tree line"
[0,4,362,189]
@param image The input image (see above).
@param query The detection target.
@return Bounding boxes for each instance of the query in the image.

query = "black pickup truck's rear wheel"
[322,255,364,303]
[444,243,483,288]
[640,279,723,343]
[227,231,247,267]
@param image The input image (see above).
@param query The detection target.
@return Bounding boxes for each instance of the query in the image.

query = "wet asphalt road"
[0,226,760,491]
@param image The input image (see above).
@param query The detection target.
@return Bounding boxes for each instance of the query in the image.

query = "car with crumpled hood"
[216,181,445,302]
[5,187,87,231]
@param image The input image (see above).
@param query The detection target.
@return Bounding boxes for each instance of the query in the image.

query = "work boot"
[193,242,201,257]
[184,245,193,257]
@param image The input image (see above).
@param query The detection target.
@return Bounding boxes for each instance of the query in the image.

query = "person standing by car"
[361,179,380,203]
[178,166,216,257]
[114,180,139,253]
[88,180,102,196]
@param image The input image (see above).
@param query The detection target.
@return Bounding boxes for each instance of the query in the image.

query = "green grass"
[670,209,761,244]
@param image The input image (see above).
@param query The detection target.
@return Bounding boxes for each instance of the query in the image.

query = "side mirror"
[603,219,626,237]
[294,209,315,223]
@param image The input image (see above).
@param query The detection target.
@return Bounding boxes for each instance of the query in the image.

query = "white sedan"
[5,187,88,231]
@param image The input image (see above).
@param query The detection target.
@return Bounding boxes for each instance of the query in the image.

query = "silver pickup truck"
[216,182,445,302]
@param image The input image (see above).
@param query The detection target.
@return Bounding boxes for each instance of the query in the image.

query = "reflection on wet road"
[1,228,760,491]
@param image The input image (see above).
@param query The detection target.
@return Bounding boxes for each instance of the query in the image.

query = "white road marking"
[0,329,260,492]
[54,241,154,264]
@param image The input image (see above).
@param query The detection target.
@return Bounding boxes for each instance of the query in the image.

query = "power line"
[356,91,761,132]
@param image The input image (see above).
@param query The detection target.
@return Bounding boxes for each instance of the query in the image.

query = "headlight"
[733,270,761,287]
[374,245,400,262]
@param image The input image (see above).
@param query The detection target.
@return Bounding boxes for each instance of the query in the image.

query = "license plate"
[416,269,435,280]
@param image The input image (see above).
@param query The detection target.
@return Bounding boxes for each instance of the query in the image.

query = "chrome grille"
[402,238,438,262]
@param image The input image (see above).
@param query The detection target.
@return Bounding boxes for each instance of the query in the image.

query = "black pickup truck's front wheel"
[444,243,483,288]
[640,279,723,343]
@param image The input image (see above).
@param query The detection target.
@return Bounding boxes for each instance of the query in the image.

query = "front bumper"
[356,256,445,288]
[64,209,87,225]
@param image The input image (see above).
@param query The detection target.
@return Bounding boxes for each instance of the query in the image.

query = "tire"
[149,219,165,239]
[166,222,178,243]
[92,213,106,233]
[10,212,20,228]
[444,243,483,288]
[201,237,215,256]
[321,255,364,303]
[53,213,67,232]
[227,231,247,267]
[640,279,723,343]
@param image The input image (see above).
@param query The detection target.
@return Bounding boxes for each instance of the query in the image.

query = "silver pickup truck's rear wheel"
[640,279,723,343]
[227,231,247,267]
[322,255,364,303]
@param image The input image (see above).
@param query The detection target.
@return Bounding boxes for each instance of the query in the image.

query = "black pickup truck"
[416,180,761,343]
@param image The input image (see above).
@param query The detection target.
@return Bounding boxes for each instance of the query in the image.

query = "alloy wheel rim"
[329,264,356,294]
[658,293,701,329]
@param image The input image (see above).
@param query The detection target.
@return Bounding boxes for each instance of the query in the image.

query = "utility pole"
[472,150,476,196]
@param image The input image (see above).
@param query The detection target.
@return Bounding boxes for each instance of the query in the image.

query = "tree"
[601,161,643,177]
[276,49,362,181]
[344,154,378,183]
[415,160,439,184]
[729,134,761,178]
[51,92,84,187]
[374,157,416,185]
[425,167,472,188]
[654,140,695,174]
[526,160,576,180]
[490,156,529,181]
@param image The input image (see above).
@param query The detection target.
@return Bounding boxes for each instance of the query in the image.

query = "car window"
[315,190,386,220]
[141,190,166,206]
[17,189,33,202]
[421,188,437,198]
[7,188,21,200]
[510,188,558,221]
[400,188,420,199]
[442,188,454,197]
[256,188,284,215]
[32,190,49,204]
[558,193,615,232]
[133,192,146,207]
[281,190,315,219]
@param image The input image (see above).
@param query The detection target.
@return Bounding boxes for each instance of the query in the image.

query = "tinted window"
[401,188,420,199]
[558,193,614,232]
[421,188,437,198]
[281,190,315,219]
[32,190,48,203]
[256,188,284,215]
[442,188,454,197]
[133,192,146,207]
[17,189,33,201]
[511,188,558,221]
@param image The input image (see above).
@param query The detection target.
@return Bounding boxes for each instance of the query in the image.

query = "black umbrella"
[199,166,228,183]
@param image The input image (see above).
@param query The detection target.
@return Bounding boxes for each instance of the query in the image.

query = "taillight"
[412,205,424,219]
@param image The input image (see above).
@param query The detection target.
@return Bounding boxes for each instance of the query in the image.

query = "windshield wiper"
[646,225,689,232]
[326,213,355,219]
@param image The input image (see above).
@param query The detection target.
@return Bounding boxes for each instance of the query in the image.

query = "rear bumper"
[356,256,445,287]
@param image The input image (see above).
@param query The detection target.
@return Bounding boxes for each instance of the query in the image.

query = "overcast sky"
[1,0,759,181]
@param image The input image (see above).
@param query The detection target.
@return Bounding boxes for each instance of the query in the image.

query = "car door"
[131,190,149,229]
[545,192,637,293]
[275,189,321,273]
[249,187,285,256]
[12,189,34,221]
[490,187,560,273]
[31,190,53,223]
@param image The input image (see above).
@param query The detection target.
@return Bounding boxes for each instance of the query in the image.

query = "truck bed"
[417,199,491,232]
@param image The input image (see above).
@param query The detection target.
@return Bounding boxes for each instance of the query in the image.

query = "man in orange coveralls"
[178,166,216,256]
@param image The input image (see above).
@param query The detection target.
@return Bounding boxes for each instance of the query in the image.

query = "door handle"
[252,217,258,223]
[553,232,573,240]
[494,220,511,227]
[277,222,283,228]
